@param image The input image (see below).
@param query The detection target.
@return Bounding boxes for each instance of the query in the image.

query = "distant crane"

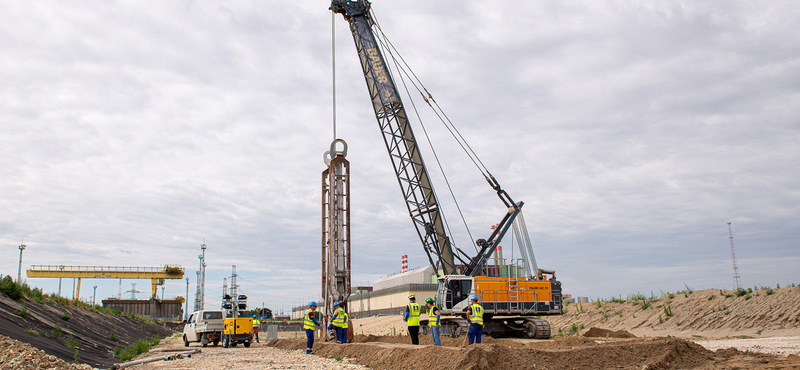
[728,222,743,290]
[27,265,184,299]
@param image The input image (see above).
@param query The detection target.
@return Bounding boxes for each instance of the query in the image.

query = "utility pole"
[185,278,189,321]
[92,285,98,305]
[161,286,165,300]
[58,265,64,296]
[17,244,26,283]
[194,243,207,311]
[728,222,743,290]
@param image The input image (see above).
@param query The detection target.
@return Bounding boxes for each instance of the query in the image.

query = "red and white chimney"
[401,255,408,273]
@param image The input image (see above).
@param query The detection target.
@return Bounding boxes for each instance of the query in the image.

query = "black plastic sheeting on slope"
[0,294,175,369]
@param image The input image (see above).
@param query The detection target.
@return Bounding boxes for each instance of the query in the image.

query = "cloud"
[2,0,798,308]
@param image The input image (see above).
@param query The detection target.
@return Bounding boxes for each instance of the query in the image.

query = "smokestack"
[401,255,408,273]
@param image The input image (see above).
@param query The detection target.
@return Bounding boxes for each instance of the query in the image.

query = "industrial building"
[292,265,438,319]
[103,298,183,321]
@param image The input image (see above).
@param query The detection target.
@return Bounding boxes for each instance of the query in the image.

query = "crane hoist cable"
[371,9,513,255]
[370,10,493,179]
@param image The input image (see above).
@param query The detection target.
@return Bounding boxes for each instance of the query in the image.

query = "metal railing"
[29,265,184,273]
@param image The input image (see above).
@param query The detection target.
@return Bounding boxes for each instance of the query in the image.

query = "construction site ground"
[3,286,800,369]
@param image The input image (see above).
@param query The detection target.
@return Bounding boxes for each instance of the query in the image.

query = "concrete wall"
[102,298,183,321]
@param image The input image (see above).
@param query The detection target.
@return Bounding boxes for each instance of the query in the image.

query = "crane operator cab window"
[443,278,472,309]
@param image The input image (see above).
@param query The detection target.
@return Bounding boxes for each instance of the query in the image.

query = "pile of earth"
[0,334,93,370]
[0,294,175,368]
[583,327,637,338]
[268,334,800,369]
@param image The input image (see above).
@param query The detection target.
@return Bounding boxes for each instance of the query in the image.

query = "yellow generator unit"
[222,318,253,348]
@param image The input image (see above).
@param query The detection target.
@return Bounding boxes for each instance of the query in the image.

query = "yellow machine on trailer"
[222,318,254,348]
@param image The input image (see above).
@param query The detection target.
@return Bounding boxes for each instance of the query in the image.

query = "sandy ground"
[127,334,368,370]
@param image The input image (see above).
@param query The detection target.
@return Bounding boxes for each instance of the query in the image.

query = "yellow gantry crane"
[27,265,184,299]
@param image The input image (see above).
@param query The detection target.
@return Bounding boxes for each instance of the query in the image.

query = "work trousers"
[408,325,420,345]
[340,328,348,344]
[430,325,441,346]
[468,323,482,345]
[305,329,315,353]
[252,327,259,342]
[334,326,344,344]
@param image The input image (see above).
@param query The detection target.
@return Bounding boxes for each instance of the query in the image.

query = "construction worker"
[330,301,348,344]
[466,295,483,345]
[403,293,421,345]
[252,315,260,343]
[340,307,350,344]
[425,297,441,346]
[304,302,321,354]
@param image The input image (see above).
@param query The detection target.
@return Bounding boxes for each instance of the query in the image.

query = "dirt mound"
[0,334,92,369]
[583,327,637,338]
[548,287,800,338]
[0,294,174,368]
[351,334,497,347]
[269,335,800,369]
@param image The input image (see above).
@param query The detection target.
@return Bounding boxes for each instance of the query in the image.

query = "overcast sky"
[2,0,798,314]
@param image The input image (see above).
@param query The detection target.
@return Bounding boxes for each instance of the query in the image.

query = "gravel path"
[691,336,800,357]
[128,336,369,370]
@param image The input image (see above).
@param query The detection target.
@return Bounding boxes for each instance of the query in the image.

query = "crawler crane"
[331,0,562,338]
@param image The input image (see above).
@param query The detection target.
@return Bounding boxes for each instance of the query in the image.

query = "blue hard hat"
[334,301,340,306]
[310,301,317,307]
[470,295,479,301]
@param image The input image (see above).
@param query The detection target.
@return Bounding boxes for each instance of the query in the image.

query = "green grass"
[113,337,161,362]
[60,313,71,321]
[663,302,673,317]
[50,323,63,338]
[65,335,79,348]
[25,327,38,335]
[14,303,30,318]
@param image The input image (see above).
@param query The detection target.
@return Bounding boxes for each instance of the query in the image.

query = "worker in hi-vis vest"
[330,300,348,344]
[304,301,321,354]
[425,297,441,346]
[252,315,261,343]
[403,294,421,345]
[466,295,484,345]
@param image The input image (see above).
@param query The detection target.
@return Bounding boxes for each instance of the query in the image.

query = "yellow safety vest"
[332,307,347,327]
[342,312,349,329]
[303,309,316,330]
[469,303,484,326]
[427,306,439,326]
[252,319,260,327]
[407,303,421,326]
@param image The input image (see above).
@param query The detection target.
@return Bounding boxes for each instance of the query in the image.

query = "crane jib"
[354,16,398,105]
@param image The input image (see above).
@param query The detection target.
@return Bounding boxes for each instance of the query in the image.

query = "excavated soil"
[583,327,637,338]
[269,335,800,369]
[0,334,94,369]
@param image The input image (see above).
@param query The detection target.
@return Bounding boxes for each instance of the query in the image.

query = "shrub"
[664,302,673,317]
[708,295,716,301]
[60,313,71,321]
[0,276,24,301]
[765,288,774,295]
[734,289,747,297]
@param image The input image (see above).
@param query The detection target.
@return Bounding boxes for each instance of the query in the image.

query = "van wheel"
[183,335,189,347]
[244,342,250,348]
[222,336,230,348]
[201,336,208,347]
